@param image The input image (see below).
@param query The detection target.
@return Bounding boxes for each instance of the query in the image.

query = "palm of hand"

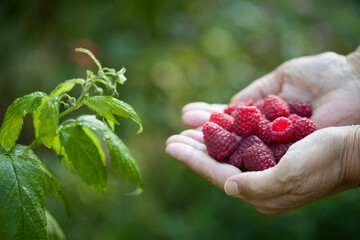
[166,51,360,215]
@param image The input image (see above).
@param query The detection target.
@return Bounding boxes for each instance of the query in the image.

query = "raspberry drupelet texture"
[202,122,238,161]
[224,101,254,117]
[242,143,276,171]
[286,99,312,118]
[254,99,265,114]
[224,103,240,116]
[228,150,244,169]
[228,135,264,168]
[288,113,301,123]
[254,117,272,144]
[264,95,290,121]
[233,106,261,137]
[268,117,294,143]
[270,142,293,162]
[209,112,234,132]
[291,117,317,142]
[237,135,264,153]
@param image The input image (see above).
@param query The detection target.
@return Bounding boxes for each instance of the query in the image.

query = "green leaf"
[60,125,107,192]
[0,92,46,148]
[75,48,102,71]
[46,210,66,240]
[52,136,74,170]
[33,97,59,148]
[84,97,118,131]
[84,96,143,133]
[76,115,144,192]
[49,79,85,98]
[0,146,47,239]
[11,145,70,217]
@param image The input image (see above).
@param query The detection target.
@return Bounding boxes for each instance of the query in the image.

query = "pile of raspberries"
[202,95,317,172]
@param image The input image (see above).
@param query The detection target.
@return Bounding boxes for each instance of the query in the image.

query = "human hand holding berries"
[166,47,360,215]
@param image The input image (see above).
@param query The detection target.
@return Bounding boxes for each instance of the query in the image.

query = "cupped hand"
[166,125,360,215]
[166,49,360,215]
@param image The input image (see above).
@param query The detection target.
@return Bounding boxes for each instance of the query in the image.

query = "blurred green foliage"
[1,0,360,239]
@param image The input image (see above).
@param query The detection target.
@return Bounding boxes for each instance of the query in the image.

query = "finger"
[182,102,227,114]
[180,129,204,143]
[166,135,207,152]
[231,71,282,103]
[182,110,211,127]
[224,167,285,199]
[166,142,241,190]
[310,105,334,129]
[311,100,360,129]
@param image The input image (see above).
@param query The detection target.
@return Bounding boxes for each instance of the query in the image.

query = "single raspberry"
[228,135,264,169]
[202,122,238,161]
[224,101,253,117]
[254,117,272,144]
[291,117,317,142]
[254,99,265,114]
[242,143,276,171]
[288,113,301,123]
[270,142,293,162]
[268,117,294,143]
[264,95,290,121]
[287,99,312,118]
[209,112,234,132]
[233,106,261,137]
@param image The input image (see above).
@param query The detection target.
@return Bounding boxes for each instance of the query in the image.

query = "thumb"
[224,167,284,199]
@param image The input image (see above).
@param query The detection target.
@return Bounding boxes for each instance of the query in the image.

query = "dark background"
[1,0,360,239]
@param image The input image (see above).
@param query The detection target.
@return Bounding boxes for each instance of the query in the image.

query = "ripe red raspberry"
[264,95,290,121]
[209,112,234,132]
[224,101,253,117]
[239,135,264,152]
[291,117,317,142]
[270,142,293,162]
[228,135,263,169]
[233,106,261,137]
[242,143,276,171]
[228,150,244,169]
[254,117,272,144]
[288,113,301,123]
[287,99,312,118]
[254,99,265,114]
[268,117,294,143]
[202,122,238,161]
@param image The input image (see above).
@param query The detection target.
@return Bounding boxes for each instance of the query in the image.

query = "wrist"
[341,125,360,188]
[346,46,360,79]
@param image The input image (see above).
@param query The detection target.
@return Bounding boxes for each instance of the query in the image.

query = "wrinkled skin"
[166,49,360,215]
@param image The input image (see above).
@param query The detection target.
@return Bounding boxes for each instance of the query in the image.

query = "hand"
[166,49,360,215]
[231,51,360,128]
[182,51,360,130]
[167,126,360,215]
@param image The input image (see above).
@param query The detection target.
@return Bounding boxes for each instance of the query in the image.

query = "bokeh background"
[1,0,360,239]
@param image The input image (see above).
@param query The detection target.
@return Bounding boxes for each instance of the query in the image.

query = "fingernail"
[225,181,240,197]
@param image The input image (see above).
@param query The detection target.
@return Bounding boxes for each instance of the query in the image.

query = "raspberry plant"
[0,48,143,239]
